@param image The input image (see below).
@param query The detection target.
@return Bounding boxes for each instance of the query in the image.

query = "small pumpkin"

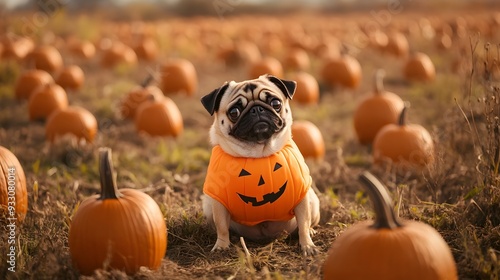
[14,69,54,100]
[28,83,69,121]
[1,37,34,61]
[291,120,325,160]
[435,33,452,51]
[160,58,198,96]
[258,35,283,57]
[290,72,319,105]
[0,146,28,222]
[132,36,159,61]
[45,106,98,143]
[320,54,362,89]
[384,32,409,57]
[248,56,284,79]
[367,30,388,53]
[403,52,436,82]
[313,37,341,59]
[68,40,96,59]
[282,48,310,72]
[69,148,167,275]
[27,45,64,73]
[288,34,317,53]
[120,75,164,120]
[323,171,457,280]
[135,94,183,137]
[236,41,262,65]
[56,65,85,90]
[373,105,434,168]
[353,69,405,145]
[100,41,138,68]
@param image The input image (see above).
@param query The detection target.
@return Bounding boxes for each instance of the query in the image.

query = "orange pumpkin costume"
[203,140,312,226]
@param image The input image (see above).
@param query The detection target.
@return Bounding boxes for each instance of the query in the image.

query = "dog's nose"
[250,105,265,116]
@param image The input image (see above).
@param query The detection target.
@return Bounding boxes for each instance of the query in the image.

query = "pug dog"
[200,74,320,255]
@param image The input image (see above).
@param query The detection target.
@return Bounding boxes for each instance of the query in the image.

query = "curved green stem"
[359,171,403,229]
[99,147,121,200]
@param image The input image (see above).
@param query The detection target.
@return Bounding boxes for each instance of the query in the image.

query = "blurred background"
[2,0,499,18]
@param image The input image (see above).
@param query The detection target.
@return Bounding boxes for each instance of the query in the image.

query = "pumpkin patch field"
[1,2,499,279]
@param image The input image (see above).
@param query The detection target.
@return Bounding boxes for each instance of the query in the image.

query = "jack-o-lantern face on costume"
[237,162,286,206]
[203,140,312,226]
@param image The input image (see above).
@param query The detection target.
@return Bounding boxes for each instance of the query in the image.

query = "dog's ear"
[266,75,296,99]
[201,82,230,115]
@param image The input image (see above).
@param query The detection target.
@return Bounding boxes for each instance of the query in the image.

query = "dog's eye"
[270,99,282,112]
[227,107,240,121]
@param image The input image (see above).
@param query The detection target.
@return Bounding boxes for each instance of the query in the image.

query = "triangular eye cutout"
[258,175,265,186]
[273,162,282,171]
[239,169,251,177]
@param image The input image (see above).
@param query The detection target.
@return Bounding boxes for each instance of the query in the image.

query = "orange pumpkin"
[367,30,388,53]
[45,106,98,143]
[100,41,137,68]
[353,69,405,145]
[14,69,54,100]
[69,148,167,275]
[282,48,310,72]
[323,171,457,280]
[1,37,34,61]
[56,65,85,90]
[237,41,262,65]
[0,146,28,222]
[132,36,159,61]
[248,56,284,79]
[290,72,319,105]
[160,58,198,96]
[27,45,64,73]
[28,83,69,121]
[435,34,452,51]
[204,140,311,226]
[217,40,262,66]
[320,54,362,89]
[373,105,434,168]
[291,121,325,160]
[313,37,341,59]
[135,94,183,137]
[258,35,283,57]
[68,40,96,59]
[404,52,436,82]
[120,76,164,119]
[384,32,409,57]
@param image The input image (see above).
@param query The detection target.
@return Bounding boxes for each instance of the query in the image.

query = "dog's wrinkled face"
[201,74,296,158]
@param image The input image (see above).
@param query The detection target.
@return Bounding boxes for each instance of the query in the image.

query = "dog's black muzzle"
[229,104,284,143]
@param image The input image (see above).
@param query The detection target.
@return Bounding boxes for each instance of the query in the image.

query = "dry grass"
[1,7,500,280]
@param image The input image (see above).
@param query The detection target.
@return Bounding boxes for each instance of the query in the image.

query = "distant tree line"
[4,0,498,19]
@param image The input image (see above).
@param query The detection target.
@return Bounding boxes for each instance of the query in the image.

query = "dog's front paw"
[301,243,319,256]
[299,227,318,255]
[210,238,231,252]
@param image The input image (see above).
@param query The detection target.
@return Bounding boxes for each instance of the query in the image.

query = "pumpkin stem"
[140,74,154,88]
[359,171,403,229]
[374,69,385,94]
[99,147,121,200]
[398,102,411,126]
